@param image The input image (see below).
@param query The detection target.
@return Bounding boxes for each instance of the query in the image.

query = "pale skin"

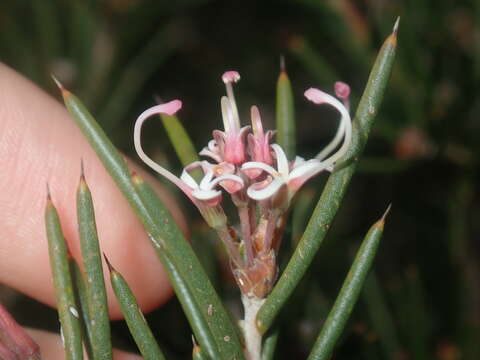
[0,63,188,358]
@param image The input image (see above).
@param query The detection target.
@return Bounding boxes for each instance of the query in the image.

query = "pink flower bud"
[334,81,350,100]
[245,106,274,178]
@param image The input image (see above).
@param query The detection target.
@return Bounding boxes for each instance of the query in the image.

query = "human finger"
[0,63,187,318]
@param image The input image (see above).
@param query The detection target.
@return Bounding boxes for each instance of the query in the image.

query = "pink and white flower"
[133,100,244,210]
[241,87,352,208]
[133,70,354,299]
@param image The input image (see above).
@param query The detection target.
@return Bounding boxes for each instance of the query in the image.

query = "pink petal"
[271,144,289,176]
[134,101,195,198]
[304,88,330,104]
[192,188,222,200]
[199,146,222,163]
[241,161,277,177]
[304,87,352,169]
[247,177,285,201]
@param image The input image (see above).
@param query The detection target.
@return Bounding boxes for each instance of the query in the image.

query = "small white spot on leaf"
[60,326,65,348]
[69,306,79,318]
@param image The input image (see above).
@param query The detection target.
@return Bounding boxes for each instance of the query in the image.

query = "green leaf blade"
[362,271,402,359]
[56,85,244,360]
[307,214,386,360]
[160,112,199,167]
[99,28,175,132]
[105,258,166,360]
[45,195,84,360]
[276,63,296,159]
[257,23,398,334]
[70,259,94,360]
[132,174,244,359]
[261,328,279,360]
[77,174,112,360]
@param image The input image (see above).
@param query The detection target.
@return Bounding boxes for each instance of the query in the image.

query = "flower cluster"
[134,71,352,298]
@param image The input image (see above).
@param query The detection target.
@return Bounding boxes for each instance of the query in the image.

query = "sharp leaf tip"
[51,74,63,89]
[103,253,114,272]
[381,203,392,222]
[393,17,400,35]
[280,55,286,72]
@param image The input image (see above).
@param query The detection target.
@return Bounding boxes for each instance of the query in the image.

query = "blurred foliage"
[1,0,480,359]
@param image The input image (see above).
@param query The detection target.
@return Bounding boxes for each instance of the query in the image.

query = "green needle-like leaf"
[67,1,96,96]
[54,82,244,360]
[307,211,388,360]
[160,112,199,167]
[289,37,339,86]
[291,188,316,248]
[132,174,244,359]
[77,171,112,360]
[99,27,175,132]
[257,19,398,334]
[261,328,279,360]
[159,110,202,180]
[276,59,296,159]
[45,192,83,360]
[104,256,165,360]
[70,259,94,360]
[32,0,60,70]
[362,271,402,359]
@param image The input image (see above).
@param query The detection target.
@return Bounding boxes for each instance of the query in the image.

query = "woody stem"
[241,295,265,360]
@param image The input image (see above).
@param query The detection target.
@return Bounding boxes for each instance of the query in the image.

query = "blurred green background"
[1,0,479,359]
